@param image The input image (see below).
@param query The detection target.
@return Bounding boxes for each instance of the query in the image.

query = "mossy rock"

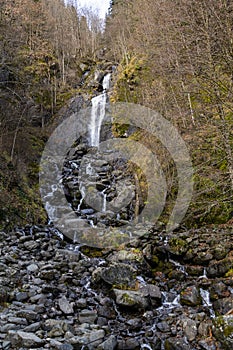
[168,237,188,256]
[213,315,233,349]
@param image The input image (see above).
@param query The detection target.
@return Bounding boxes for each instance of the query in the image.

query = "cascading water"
[89,73,111,147]
[200,288,215,318]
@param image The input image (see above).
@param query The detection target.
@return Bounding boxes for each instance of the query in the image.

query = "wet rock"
[213,315,233,349]
[180,285,201,306]
[113,289,149,309]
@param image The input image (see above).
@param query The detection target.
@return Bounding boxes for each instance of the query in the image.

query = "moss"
[121,293,136,305]
[80,246,104,258]
[225,268,233,277]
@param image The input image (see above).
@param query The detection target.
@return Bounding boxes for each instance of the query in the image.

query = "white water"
[199,267,208,279]
[200,288,215,318]
[89,73,111,147]
[141,345,153,350]
[158,290,181,311]
[169,258,188,275]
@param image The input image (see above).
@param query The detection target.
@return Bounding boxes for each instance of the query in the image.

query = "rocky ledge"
[0,225,233,349]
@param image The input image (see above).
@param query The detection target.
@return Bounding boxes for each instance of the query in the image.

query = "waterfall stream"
[89,73,111,147]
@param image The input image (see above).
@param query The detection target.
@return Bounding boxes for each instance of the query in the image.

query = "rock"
[198,339,217,350]
[157,321,170,332]
[58,295,74,314]
[97,335,117,350]
[182,318,197,341]
[168,237,188,256]
[113,289,149,309]
[117,338,140,349]
[126,318,142,330]
[23,241,40,250]
[213,315,233,349]
[7,330,44,348]
[15,291,28,302]
[140,284,162,306]
[70,329,105,349]
[44,319,69,332]
[7,317,27,325]
[180,285,201,306]
[209,281,230,300]
[92,263,136,287]
[78,309,97,324]
[59,344,74,350]
[207,258,233,278]
[23,322,41,332]
[27,263,39,272]
[213,297,233,315]
[1,341,11,350]
[0,286,9,303]
[107,249,144,263]
[16,309,39,322]
[164,337,191,350]
[198,320,212,337]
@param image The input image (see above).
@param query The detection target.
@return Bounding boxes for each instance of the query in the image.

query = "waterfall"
[89,73,111,147]
[200,288,215,318]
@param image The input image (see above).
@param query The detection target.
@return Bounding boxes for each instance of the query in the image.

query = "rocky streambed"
[0,225,233,349]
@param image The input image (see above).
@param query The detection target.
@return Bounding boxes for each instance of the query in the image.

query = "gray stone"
[7,317,28,325]
[78,309,97,324]
[58,295,74,315]
[8,330,44,348]
[97,335,117,350]
[164,337,191,350]
[2,341,11,350]
[16,309,39,321]
[15,291,28,302]
[27,263,39,272]
[213,297,233,315]
[157,321,170,332]
[23,322,41,332]
[182,318,197,341]
[140,284,162,306]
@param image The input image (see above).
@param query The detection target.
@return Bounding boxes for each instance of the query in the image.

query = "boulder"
[180,285,201,306]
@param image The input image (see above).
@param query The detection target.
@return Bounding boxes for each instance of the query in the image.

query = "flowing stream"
[89,73,111,147]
